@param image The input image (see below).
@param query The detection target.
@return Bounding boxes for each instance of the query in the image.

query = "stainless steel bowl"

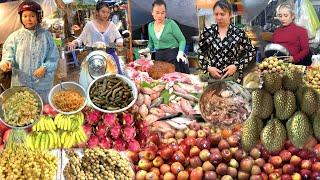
[0,86,43,129]
[264,43,290,57]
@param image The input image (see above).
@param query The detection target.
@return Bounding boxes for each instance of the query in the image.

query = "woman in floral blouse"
[198,0,255,82]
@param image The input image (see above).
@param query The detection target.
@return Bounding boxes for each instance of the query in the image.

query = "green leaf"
[161,90,170,104]
[140,81,153,88]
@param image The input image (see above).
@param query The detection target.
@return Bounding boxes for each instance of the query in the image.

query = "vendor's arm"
[171,21,186,53]
[197,27,211,73]
[73,23,90,46]
[0,34,16,71]
[235,30,256,75]
[293,28,309,63]
[41,31,59,73]
[111,23,124,46]
[147,23,154,51]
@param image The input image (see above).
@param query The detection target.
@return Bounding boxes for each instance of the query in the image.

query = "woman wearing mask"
[0,0,59,102]
[272,3,311,66]
[198,0,255,83]
[68,1,123,49]
[139,0,189,74]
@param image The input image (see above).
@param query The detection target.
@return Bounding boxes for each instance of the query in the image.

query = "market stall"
[0,0,320,180]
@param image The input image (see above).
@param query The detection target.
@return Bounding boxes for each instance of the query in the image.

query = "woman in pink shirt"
[272,3,312,66]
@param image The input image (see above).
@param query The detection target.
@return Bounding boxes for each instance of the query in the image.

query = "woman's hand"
[222,65,237,78]
[288,56,294,62]
[0,61,12,72]
[67,41,77,51]
[208,66,222,78]
[33,66,46,78]
[116,42,123,47]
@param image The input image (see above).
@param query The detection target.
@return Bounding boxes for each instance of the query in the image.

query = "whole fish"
[139,104,149,118]
[159,104,177,114]
[169,117,193,125]
[143,94,151,107]
[173,84,188,94]
[135,93,145,106]
[165,120,188,130]
[180,98,196,115]
[150,97,164,108]
[141,87,156,95]
[150,108,166,117]
[169,102,183,113]
[144,114,160,125]
[152,84,165,92]
[173,91,199,102]
[150,91,161,100]
[151,121,174,133]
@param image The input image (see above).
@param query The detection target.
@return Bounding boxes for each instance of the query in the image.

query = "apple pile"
[128,121,320,180]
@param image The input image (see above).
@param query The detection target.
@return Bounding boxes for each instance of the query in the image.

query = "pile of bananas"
[27,112,87,150]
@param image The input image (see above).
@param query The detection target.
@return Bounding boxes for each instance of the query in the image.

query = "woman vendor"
[0,0,59,102]
[139,0,190,74]
[198,0,255,83]
[271,2,311,66]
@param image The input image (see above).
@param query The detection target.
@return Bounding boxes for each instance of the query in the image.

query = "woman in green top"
[139,0,189,73]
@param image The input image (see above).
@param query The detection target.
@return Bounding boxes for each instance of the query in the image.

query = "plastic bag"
[295,0,320,39]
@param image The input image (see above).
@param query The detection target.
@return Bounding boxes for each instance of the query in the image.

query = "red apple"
[204,171,217,180]
[207,133,221,146]
[172,151,186,164]
[163,172,175,180]
[300,159,312,170]
[227,135,239,147]
[240,158,254,173]
[177,170,189,180]
[0,122,8,133]
[314,144,320,160]
[199,149,210,161]
[189,156,202,168]
[0,144,4,150]
[290,155,301,167]
[254,158,266,168]
[312,162,320,172]
[227,167,238,178]
[282,164,295,175]
[249,147,261,160]
[2,129,11,143]
[150,167,161,176]
[171,143,179,151]
[159,147,174,160]
[184,137,196,146]
[274,168,282,176]
[260,172,268,180]
[221,149,232,162]
[210,147,220,154]
[202,161,214,171]
[146,142,159,152]
[187,130,197,138]
[216,163,228,176]
[300,169,311,180]
[178,143,190,156]
[287,146,299,155]
[138,158,153,171]
[251,165,261,175]
[145,171,159,180]
[127,151,139,164]
[147,133,161,145]
[269,156,283,168]
[153,156,164,167]
[311,172,320,180]
[175,130,186,139]
[229,158,239,168]
[250,175,263,180]
[263,163,275,174]
[198,138,210,150]
[139,150,156,160]
[269,172,281,180]
[136,170,148,180]
[238,171,250,180]
[297,150,311,160]
[281,174,292,180]
[164,131,175,139]
[218,139,230,150]
[279,150,292,162]
[160,164,171,175]
[303,136,317,151]
[234,149,247,161]
[190,167,203,180]
[260,147,271,160]
[189,146,201,157]
[221,175,233,180]
[171,162,184,175]
[209,151,222,165]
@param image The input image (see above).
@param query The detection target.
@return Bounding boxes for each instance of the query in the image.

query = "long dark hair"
[152,0,167,10]
[96,1,110,11]
[213,0,232,15]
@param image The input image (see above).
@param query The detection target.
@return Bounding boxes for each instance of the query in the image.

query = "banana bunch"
[32,116,56,132]
[54,112,85,131]
[61,128,87,148]
[26,131,61,150]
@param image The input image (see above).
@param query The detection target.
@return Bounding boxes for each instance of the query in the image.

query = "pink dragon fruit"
[99,137,111,149]
[96,124,107,137]
[113,138,126,151]
[86,110,100,125]
[110,123,121,139]
[88,135,99,148]
[128,139,140,152]
[83,124,92,137]
[123,113,134,126]
[123,126,136,142]
[103,113,117,127]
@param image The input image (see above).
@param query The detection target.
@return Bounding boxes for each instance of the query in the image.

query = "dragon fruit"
[110,123,121,139]
[99,137,111,149]
[96,124,107,137]
[88,135,99,148]
[113,138,126,151]
[128,139,140,152]
[86,110,100,125]
[123,113,134,126]
[83,124,92,137]
[103,113,117,127]
[123,126,136,142]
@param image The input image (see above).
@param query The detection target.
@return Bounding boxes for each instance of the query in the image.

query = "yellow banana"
[63,133,70,148]
[34,133,41,149]
[54,113,62,128]
[78,128,87,142]
[57,132,61,148]
[32,123,37,132]
[50,118,57,131]
[61,131,67,145]
[26,135,34,150]
[68,132,75,148]
[48,132,54,149]
[40,133,46,150]
[74,131,82,145]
